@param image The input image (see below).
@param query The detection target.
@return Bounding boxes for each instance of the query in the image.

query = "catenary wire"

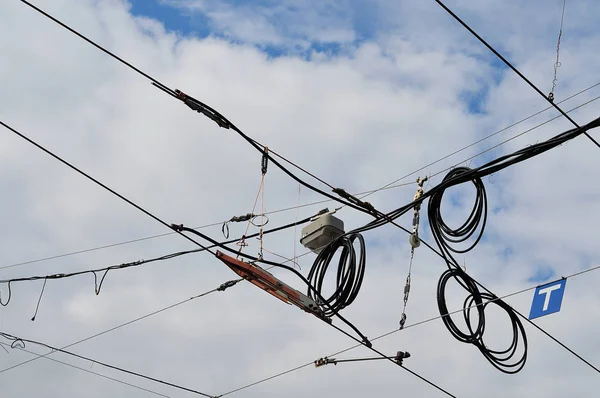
[2,81,598,275]
[0,332,217,398]
[14,0,599,382]
[432,0,600,149]
[4,80,599,274]
[0,342,171,398]
[16,0,394,217]
[358,80,600,202]
[0,250,315,376]
[17,0,600,228]
[216,263,600,397]
[0,119,215,256]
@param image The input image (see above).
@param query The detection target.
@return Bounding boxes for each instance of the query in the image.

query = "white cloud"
[0,0,599,397]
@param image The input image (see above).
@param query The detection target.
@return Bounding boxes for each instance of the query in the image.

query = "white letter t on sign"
[538,284,562,311]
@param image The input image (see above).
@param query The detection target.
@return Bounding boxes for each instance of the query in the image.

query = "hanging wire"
[549,0,567,102]
[30,278,47,321]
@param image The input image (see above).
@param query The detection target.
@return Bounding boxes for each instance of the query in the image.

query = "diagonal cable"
[432,0,600,149]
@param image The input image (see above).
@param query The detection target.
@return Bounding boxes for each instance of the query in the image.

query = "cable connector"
[314,357,334,367]
[332,188,376,214]
[229,213,255,223]
[217,280,239,292]
[170,223,184,232]
[174,89,230,129]
[394,351,411,365]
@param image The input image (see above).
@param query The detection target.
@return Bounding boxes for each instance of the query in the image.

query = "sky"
[0,0,599,397]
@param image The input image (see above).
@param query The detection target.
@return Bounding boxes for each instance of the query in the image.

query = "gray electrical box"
[300,213,345,253]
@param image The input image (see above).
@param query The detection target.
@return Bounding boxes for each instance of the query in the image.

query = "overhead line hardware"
[314,351,411,367]
[214,251,332,323]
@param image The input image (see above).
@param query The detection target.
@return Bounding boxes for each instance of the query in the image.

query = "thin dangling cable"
[549,0,567,102]
[31,278,47,321]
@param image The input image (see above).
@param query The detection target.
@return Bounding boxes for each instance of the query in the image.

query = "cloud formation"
[0,0,599,397]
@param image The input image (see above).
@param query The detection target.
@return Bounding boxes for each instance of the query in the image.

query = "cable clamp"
[170,223,184,232]
[314,357,336,367]
[394,351,411,365]
[399,313,407,329]
[309,207,337,222]
[217,280,239,291]
[362,336,372,348]
[332,188,376,214]
[174,89,230,129]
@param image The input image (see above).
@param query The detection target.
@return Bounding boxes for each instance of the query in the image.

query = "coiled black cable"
[307,233,366,318]
[437,268,527,374]
[430,168,527,374]
[428,166,487,265]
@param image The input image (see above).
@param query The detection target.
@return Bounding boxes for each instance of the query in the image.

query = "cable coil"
[307,233,366,318]
[429,168,528,374]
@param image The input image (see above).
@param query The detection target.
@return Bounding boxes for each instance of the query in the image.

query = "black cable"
[0,119,215,256]
[0,280,240,376]
[437,268,527,374]
[432,0,600,150]
[351,116,600,235]
[0,342,171,397]
[306,233,366,318]
[427,167,487,266]
[18,0,373,217]
[0,210,323,307]
[173,224,371,346]
[0,332,216,398]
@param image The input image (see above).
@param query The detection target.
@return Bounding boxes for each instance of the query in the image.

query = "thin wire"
[30,277,47,321]
[217,263,600,397]
[432,0,600,149]
[267,147,334,189]
[358,80,600,202]
[0,119,215,255]
[0,286,222,375]
[0,332,216,398]
[293,184,301,269]
[0,221,222,272]
[427,93,600,180]
[0,251,313,376]
[4,80,599,274]
[19,0,373,216]
[0,342,171,397]
[0,183,409,273]
[549,0,567,101]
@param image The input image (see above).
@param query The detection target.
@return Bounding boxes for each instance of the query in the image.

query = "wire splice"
[332,188,376,214]
[173,89,230,129]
